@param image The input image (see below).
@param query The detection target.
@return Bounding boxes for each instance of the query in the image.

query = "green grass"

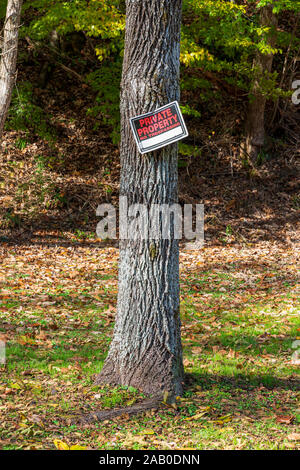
[0,240,299,450]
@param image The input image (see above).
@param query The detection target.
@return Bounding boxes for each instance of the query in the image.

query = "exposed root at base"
[73,397,162,425]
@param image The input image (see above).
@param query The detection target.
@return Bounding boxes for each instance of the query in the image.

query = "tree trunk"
[241,4,278,165]
[0,0,22,139]
[96,0,184,398]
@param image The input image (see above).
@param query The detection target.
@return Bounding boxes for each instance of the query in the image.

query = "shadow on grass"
[0,230,118,249]
[185,371,300,392]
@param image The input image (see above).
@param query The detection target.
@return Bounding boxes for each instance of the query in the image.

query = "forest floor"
[0,238,299,450]
[0,41,299,450]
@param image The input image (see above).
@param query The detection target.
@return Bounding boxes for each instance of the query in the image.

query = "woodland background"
[0,0,299,242]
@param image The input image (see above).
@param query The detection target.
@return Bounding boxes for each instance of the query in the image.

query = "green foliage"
[179,142,202,158]
[24,0,125,40]
[6,82,56,141]
[179,0,300,164]
[24,0,125,61]
[7,0,300,146]
[181,0,300,101]
[86,59,122,145]
[21,0,125,142]
[178,142,202,168]
[0,2,6,19]
[180,104,201,118]
[15,137,28,150]
[258,0,300,13]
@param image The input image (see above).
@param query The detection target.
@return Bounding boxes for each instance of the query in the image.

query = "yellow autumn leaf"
[69,445,87,450]
[163,391,169,403]
[126,399,136,406]
[53,439,70,450]
[19,420,28,428]
[219,427,234,433]
[214,414,232,425]
[9,382,22,389]
[140,429,155,435]
[218,414,232,421]
[185,406,210,420]
[18,335,36,345]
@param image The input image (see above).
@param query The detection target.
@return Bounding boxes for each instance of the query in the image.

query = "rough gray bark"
[0,0,22,139]
[96,0,184,398]
[241,4,278,165]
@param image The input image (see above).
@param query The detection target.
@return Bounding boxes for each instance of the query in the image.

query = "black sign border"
[130,101,188,154]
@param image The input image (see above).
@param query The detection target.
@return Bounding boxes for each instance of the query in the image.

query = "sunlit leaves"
[24,0,125,45]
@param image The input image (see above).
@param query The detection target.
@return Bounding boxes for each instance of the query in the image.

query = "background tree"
[96,0,184,398]
[0,0,22,139]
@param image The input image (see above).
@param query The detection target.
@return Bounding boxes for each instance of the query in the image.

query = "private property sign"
[130,101,188,154]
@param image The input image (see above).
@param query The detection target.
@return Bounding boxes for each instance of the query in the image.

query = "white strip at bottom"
[140,126,183,150]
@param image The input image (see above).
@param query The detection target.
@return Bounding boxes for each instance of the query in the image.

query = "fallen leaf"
[139,429,155,435]
[275,415,294,425]
[53,439,70,450]
[287,433,300,441]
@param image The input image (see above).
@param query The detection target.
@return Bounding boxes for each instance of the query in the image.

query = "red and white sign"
[130,101,188,154]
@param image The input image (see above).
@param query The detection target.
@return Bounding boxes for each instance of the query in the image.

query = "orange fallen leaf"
[275,415,294,425]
